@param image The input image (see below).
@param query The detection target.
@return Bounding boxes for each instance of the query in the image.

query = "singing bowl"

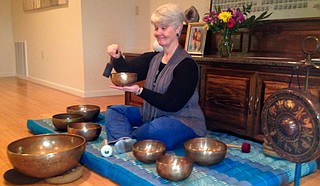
[66,105,100,122]
[67,122,101,141]
[156,155,193,182]
[52,113,85,131]
[132,140,166,164]
[184,138,227,166]
[7,134,86,178]
[110,72,137,86]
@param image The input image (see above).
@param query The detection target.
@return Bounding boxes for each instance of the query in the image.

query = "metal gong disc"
[261,88,320,163]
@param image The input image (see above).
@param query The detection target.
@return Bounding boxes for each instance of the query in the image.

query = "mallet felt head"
[241,143,251,153]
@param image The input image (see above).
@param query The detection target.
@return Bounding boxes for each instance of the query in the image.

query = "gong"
[261,88,320,163]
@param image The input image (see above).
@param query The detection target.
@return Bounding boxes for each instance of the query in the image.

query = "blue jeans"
[105,105,198,150]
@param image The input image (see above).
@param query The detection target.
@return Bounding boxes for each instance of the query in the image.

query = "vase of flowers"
[203,4,271,57]
[218,28,233,57]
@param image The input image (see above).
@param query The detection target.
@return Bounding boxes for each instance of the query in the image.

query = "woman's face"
[153,23,179,48]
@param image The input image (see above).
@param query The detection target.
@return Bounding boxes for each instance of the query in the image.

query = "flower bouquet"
[203,4,272,57]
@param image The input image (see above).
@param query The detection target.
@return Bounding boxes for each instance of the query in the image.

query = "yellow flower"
[218,11,232,23]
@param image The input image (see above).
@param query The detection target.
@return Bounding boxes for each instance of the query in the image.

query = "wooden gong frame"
[261,36,320,186]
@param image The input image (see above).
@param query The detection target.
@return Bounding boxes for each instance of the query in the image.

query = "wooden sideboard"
[197,57,320,142]
[124,55,320,143]
[123,18,320,143]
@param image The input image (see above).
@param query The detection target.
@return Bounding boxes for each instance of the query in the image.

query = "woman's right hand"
[107,44,121,59]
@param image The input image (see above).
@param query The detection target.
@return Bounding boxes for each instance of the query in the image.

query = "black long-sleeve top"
[112,52,199,112]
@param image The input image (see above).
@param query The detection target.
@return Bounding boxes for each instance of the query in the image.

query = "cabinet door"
[254,72,320,141]
[200,67,256,138]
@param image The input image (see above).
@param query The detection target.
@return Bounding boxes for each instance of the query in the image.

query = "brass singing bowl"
[7,134,86,178]
[156,155,193,182]
[67,122,102,142]
[66,105,100,122]
[110,72,137,86]
[184,138,227,166]
[52,113,85,131]
[132,140,166,164]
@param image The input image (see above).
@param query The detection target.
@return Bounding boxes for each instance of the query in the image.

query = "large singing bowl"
[66,105,100,122]
[132,140,166,164]
[156,155,193,182]
[110,72,137,86]
[184,138,227,166]
[68,122,102,142]
[52,113,85,131]
[7,134,86,178]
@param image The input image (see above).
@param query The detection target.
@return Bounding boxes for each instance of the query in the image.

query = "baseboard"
[0,72,15,77]
[18,75,124,98]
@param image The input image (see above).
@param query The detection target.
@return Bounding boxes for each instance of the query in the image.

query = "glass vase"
[218,33,234,58]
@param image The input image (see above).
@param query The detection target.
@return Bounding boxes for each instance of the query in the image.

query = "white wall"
[3,0,209,97]
[0,0,15,77]
[81,0,136,97]
[11,0,86,95]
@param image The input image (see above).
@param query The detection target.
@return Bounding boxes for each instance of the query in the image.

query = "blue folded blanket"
[26,112,317,186]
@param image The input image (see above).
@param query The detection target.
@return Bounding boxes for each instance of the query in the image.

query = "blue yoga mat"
[26,112,317,186]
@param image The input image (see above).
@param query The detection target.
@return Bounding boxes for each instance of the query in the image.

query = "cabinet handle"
[248,96,253,114]
[254,98,260,115]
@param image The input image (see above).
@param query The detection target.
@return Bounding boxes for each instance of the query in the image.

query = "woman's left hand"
[110,84,140,94]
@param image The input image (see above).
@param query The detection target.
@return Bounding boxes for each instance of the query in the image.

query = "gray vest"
[142,46,206,136]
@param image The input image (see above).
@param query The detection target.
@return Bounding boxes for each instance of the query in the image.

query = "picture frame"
[210,0,320,20]
[184,22,207,56]
[23,0,68,11]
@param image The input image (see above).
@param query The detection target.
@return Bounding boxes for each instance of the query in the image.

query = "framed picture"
[184,22,207,56]
[210,0,320,20]
[23,0,68,11]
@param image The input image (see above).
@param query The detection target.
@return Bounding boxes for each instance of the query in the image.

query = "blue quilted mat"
[26,112,317,186]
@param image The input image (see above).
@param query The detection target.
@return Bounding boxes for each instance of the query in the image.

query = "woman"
[105,4,206,152]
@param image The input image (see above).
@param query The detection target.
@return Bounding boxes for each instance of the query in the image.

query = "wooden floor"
[0,77,122,186]
[0,77,319,185]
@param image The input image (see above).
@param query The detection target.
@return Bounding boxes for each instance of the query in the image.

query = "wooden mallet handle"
[226,142,251,153]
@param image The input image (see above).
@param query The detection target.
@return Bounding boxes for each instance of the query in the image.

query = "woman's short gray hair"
[151,4,185,30]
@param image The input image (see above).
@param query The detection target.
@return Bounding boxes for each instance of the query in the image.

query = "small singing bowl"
[110,72,137,86]
[132,140,166,164]
[67,122,102,141]
[52,113,85,131]
[156,155,193,182]
[66,105,100,122]
[7,134,86,178]
[184,138,227,166]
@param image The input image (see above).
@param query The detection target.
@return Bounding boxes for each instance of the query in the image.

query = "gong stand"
[262,36,320,186]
